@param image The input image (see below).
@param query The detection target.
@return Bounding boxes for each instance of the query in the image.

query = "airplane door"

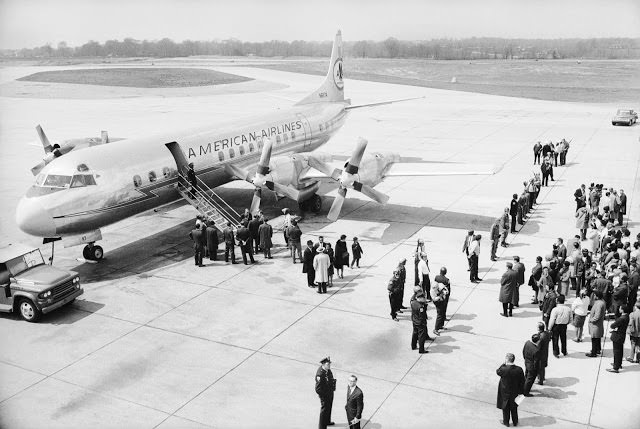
[296,114,313,149]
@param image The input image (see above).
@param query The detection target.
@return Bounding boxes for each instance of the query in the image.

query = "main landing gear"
[298,194,323,214]
[82,243,104,261]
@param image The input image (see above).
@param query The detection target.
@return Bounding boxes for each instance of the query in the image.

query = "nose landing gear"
[298,194,323,214]
[82,243,104,261]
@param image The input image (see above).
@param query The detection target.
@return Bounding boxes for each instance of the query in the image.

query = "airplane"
[16,30,495,261]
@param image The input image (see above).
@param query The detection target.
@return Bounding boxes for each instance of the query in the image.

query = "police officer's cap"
[320,356,331,364]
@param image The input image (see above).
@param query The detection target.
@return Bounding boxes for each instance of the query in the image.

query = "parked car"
[611,109,637,126]
[0,244,82,322]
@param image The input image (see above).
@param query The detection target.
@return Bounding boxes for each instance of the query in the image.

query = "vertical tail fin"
[296,30,344,105]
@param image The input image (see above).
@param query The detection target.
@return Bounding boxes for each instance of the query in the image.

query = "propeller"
[30,125,63,176]
[224,139,300,213]
[324,137,390,221]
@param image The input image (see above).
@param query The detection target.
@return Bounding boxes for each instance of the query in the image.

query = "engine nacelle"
[268,156,307,188]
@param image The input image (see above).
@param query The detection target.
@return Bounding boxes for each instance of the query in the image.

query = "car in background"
[0,244,82,322]
[611,109,637,126]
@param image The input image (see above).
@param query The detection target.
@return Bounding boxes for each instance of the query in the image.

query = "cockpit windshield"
[36,174,96,188]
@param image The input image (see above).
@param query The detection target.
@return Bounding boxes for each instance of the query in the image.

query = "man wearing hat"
[411,286,432,353]
[187,162,197,198]
[388,269,402,321]
[316,356,336,428]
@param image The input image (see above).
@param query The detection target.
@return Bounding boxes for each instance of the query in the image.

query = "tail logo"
[333,59,344,90]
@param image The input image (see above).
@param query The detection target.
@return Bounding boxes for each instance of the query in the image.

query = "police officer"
[411,286,432,353]
[316,356,336,428]
[388,270,402,321]
[510,194,519,233]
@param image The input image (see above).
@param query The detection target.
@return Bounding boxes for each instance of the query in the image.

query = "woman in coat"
[575,205,589,240]
[334,235,349,279]
[536,267,554,309]
[325,243,335,286]
[558,260,571,297]
[586,290,606,357]
[313,247,330,294]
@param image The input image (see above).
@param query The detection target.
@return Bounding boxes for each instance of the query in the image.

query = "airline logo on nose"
[333,59,344,90]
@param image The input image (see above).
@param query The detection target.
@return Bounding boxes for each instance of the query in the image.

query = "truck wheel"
[18,299,40,322]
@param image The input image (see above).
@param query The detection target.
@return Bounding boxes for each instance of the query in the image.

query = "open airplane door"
[165,141,190,179]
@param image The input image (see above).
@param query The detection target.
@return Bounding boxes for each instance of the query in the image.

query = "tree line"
[3,37,639,60]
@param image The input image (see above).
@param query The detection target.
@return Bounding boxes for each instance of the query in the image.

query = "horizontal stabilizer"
[345,96,425,111]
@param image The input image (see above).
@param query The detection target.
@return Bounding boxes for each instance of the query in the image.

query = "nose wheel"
[298,194,323,213]
[83,243,104,261]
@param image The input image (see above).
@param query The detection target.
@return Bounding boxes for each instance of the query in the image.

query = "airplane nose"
[15,197,57,237]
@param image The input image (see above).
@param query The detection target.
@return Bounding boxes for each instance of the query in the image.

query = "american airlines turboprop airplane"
[16,30,494,261]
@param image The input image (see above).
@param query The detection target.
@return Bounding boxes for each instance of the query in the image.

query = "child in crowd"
[351,237,363,268]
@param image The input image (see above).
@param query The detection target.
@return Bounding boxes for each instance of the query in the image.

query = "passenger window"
[283,133,289,143]
[133,175,141,187]
[249,143,254,152]
[84,175,96,185]
[239,145,245,155]
[148,171,157,182]
[35,174,45,186]
[257,140,263,150]
[229,148,235,158]
[218,151,224,161]
[70,175,86,188]
[291,131,296,140]
[276,135,281,144]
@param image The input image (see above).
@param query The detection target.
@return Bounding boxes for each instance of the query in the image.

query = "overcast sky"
[1,0,639,49]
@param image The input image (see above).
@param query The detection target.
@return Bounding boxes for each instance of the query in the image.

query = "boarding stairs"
[176,175,242,231]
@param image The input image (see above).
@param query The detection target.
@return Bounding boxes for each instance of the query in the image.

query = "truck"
[611,109,637,126]
[0,244,83,322]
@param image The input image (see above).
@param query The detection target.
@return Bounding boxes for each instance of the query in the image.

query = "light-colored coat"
[588,299,606,339]
[575,207,589,229]
[313,252,330,283]
[629,308,640,337]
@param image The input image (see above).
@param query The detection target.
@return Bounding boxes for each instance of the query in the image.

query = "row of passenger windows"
[133,166,176,188]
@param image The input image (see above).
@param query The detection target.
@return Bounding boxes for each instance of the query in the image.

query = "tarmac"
[0,61,639,428]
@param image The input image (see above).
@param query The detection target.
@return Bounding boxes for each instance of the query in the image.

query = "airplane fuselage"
[16,102,349,238]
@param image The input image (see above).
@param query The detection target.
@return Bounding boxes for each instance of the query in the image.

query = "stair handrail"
[194,175,242,221]
[177,174,242,226]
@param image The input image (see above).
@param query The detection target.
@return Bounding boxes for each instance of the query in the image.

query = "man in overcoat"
[303,240,317,288]
[500,262,518,317]
[496,353,525,427]
[522,333,541,396]
[258,218,273,258]
[205,220,219,261]
[586,290,606,357]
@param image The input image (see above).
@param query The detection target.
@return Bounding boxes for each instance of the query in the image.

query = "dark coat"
[352,242,363,259]
[538,330,551,366]
[522,340,541,371]
[287,225,302,243]
[499,269,518,303]
[513,262,526,285]
[315,366,335,398]
[491,222,500,240]
[612,284,629,307]
[189,228,205,249]
[496,364,525,409]
[258,223,273,249]
[205,226,219,250]
[411,298,427,325]
[345,386,364,421]
[302,246,316,273]
[542,290,558,316]
[236,227,251,247]
[248,218,261,238]
[610,314,630,343]
[619,193,627,214]
[509,199,519,216]
[335,240,349,269]
[222,227,235,245]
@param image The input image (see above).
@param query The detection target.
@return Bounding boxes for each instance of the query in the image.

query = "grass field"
[248,58,640,103]
[18,68,252,88]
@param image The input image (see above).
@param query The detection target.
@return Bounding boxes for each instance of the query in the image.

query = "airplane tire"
[310,195,323,213]
[298,200,309,212]
[92,246,104,261]
[83,245,92,260]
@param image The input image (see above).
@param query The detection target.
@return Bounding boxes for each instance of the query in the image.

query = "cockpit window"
[43,175,72,188]
[35,174,46,186]
[70,174,97,188]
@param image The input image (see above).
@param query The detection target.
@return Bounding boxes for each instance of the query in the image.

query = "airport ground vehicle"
[611,109,637,126]
[0,244,82,322]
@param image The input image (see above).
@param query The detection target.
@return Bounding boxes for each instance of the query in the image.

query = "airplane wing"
[383,162,501,177]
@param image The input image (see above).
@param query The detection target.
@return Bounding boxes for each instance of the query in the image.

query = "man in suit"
[258,218,273,259]
[303,240,317,288]
[468,234,481,283]
[512,256,526,308]
[556,238,567,260]
[411,287,432,353]
[316,356,336,429]
[586,290,606,357]
[522,334,541,396]
[189,223,206,267]
[496,353,525,427]
[248,215,261,254]
[205,220,219,261]
[510,194,519,233]
[490,219,500,261]
[618,189,627,226]
[536,322,551,385]
[499,262,518,317]
[345,375,364,429]
[222,221,237,264]
[462,230,474,271]
[236,221,255,265]
[607,306,630,373]
[500,208,510,247]
[574,184,587,211]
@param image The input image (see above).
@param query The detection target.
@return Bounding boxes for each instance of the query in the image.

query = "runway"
[0,61,639,428]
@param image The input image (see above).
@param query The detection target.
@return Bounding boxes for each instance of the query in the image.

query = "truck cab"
[0,244,83,322]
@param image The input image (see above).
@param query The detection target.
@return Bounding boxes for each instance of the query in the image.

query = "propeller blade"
[30,161,46,176]
[272,182,300,201]
[250,188,262,214]
[257,138,273,175]
[356,182,390,204]
[224,164,252,182]
[344,137,368,174]
[308,158,342,181]
[35,125,53,154]
[327,187,347,221]
[101,130,109,144]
